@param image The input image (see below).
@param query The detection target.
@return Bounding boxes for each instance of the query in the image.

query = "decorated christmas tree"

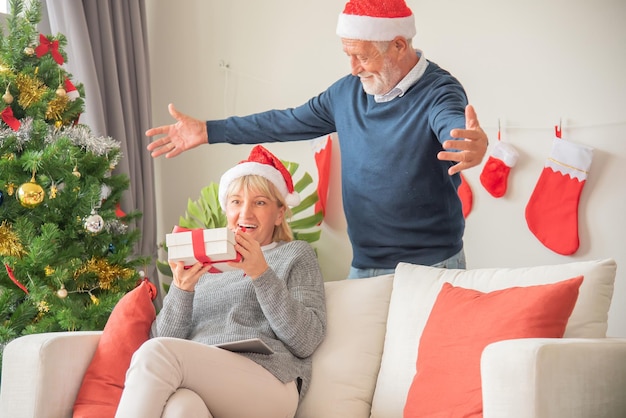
[0,0,148,358]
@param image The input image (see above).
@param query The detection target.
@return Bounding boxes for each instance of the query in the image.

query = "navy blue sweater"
[207,60,468,269]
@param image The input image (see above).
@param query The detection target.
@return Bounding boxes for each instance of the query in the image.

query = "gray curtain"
[41,0,160,307]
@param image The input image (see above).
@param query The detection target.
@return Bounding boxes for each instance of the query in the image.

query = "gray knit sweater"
[152,240,327,399]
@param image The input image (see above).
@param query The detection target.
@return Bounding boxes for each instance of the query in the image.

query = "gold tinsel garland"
[74,256,134,290]
[0,221,25,257]
[45,94,68,123]
[15,73,46,109]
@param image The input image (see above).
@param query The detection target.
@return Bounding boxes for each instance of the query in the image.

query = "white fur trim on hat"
[219,162,301,210]
[336,13,416,41]
[64,78,80,101]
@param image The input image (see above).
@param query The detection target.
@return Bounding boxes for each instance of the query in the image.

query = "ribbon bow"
[2,107,20,131]
[35,34,64,65]
[172,226,241,273]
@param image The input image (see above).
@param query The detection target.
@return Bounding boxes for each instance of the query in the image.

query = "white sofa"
[2,258,626,418]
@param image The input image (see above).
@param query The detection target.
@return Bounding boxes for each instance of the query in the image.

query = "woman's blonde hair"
[226,175,294,243]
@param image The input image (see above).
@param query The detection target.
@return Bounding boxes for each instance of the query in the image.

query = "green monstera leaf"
[157,160,323,277]
[283,160,323,242]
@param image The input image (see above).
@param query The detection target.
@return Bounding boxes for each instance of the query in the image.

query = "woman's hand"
[228,230,269,279]
[169,260,211,291]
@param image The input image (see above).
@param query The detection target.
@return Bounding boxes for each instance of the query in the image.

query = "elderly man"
[146,0,489,279]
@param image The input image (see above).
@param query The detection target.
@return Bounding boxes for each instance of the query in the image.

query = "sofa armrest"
[0,331,103,418]
[481,338,626,418]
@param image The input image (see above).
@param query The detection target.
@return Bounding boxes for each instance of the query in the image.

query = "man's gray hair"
[373,38,413,54]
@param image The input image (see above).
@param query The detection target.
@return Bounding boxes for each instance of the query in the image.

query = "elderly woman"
[115,145,326,418]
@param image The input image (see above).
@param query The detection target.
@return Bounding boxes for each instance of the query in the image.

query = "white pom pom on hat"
[336,0,416,41]
[219,145,301,210]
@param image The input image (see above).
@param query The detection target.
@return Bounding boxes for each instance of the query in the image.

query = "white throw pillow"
[370,258,616,418]
[296,274,393,418]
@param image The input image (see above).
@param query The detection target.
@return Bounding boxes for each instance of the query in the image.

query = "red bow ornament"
[35,34,64,65]
[2,107,20,131]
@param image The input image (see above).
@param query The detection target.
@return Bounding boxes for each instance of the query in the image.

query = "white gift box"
[166,227,240,272]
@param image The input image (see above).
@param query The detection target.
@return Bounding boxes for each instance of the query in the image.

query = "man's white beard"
[359,57,402,96]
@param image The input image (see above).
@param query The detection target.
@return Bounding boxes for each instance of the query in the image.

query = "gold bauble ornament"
[57,286,68,299]
[72,165,81,178]
[17,181,45,208]
[24,46,35,56]
[3,86,13,104]
[55,84,66,97]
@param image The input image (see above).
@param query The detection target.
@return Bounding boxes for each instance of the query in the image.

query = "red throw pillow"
[73,279,157,418]
[404,276,583,418]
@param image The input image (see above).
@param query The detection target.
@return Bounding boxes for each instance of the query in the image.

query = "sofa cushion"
[403,276,583,417]
[370,258,616,418]
[73,280,157,418]
[296,274,393,418]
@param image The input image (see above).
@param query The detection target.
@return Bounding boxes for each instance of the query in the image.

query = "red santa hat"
[219,145,301,210]
[336,0,416,41]
[64,78,80,101]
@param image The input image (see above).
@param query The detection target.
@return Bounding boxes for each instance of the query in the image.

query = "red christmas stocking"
[312,135,332,217]
[458,173,472,218]
[480,141,519,198]
[525,138,593,255]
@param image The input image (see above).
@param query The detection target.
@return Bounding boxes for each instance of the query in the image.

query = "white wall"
[146,0,626,337]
